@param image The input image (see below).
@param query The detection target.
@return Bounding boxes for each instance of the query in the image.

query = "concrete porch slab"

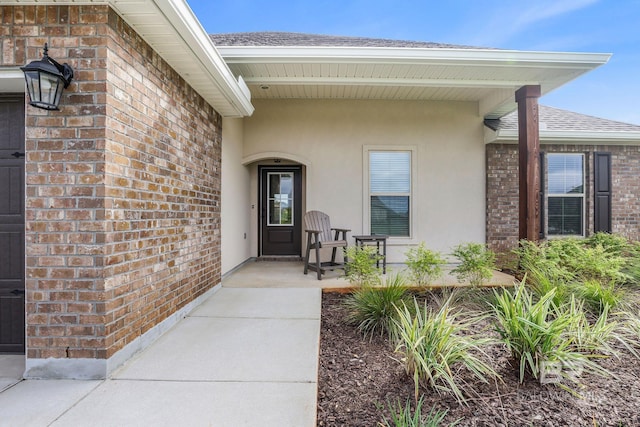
[222,260,349,288]
[114,316,320,382]
[0,354,25,392]
[51,379,316,427]
[191,287,321,319]
[222,260,517,289]
[0,282,323,426]
[0,379,101,426]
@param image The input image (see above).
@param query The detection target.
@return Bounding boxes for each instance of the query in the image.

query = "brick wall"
[2,5,222,365]
[487,143,640,260]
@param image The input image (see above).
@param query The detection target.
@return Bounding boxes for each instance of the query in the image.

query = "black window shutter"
[539,151,545,239]
[594,152,612,233]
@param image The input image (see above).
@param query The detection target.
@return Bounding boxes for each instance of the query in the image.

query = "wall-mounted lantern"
[21,43,74,110]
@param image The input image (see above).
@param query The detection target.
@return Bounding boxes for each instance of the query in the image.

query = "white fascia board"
[149,0,253,116]
[241,76,537,88]
[218,46,612,68]
[0,68,25,92]
[4,0,253,117]
[486,129,640,145]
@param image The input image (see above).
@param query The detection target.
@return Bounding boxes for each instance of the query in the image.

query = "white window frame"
[266,171,294,227]
[363,145,417,242]
[546,153,585,237]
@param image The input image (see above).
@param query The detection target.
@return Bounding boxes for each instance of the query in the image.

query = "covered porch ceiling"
[215,45,611,119]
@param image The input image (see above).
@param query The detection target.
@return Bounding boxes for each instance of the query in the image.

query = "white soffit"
[2,0,254,117]
[217,46,610,119]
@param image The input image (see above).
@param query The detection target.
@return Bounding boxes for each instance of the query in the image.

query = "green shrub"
[345,245,383,286]
[585,232,631,256]
[343,273,411,340]
[516,237,635,295]
[405,243,447,286]
[525,268,572,307]
[522,237,632,285]
[566,244,629,285]
[515,240,574,284]
[427,286,489,314]
[379,396,459,427]
[451,243,496,287]
[393,297,497,403]
[622,242,640,285]
[490,285,609,389]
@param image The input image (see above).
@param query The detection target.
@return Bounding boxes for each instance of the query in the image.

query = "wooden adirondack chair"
[303,211,350,280]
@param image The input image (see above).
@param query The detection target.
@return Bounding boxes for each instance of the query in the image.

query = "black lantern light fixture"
[21,43,74,110]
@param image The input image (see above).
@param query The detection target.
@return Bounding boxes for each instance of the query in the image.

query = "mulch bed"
[317,292,640,426]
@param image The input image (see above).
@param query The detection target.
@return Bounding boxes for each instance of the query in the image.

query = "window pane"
[548,154,583,194]
[268,200,281,224]
[370,151,410,193]
[371,196,409,236]
[268,172,293,226]
[548,197,583,235]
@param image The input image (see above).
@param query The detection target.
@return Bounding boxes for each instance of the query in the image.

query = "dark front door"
[0,95,25,354]
[260,166,302,256]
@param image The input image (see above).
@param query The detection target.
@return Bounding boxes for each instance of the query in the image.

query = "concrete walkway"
[0,287,321,427]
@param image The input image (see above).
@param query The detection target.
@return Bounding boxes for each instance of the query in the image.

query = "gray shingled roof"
[210,31,489,49]
[485,105,640,133]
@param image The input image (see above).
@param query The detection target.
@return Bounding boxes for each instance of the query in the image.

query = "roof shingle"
[209,31,489,49]
[485,105,640,133]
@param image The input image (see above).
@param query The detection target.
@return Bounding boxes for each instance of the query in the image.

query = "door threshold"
[257,256,303,262]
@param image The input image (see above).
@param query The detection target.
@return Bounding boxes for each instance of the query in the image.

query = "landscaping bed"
[317,291,640,426]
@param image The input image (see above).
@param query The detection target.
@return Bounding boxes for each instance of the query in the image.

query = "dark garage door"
[0,95,25,354]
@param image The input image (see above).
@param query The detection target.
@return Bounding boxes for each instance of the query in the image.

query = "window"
[368,150,411,237]
[546,153,584,236]
[267,172,293,226]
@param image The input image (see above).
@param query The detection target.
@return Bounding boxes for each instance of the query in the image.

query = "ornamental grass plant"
[490,285,610,391]
[343,273,411,341]
[379,396,459,427]
[393,297,497,403]
[574,279,626,315]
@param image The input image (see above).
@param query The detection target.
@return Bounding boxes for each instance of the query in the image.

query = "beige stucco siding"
[221,117,252,274]
[225,98,486,265]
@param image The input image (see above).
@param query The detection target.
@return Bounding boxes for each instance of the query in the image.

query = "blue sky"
[187,0,640,125]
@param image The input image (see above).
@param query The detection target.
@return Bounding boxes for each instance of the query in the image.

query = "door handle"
[11,289,25,296]
[11,152,25,158]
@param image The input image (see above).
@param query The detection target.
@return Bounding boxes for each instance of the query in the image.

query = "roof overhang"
[1,0,254,118]
[0,68,25,92]
[217,46,611,119]
[485,128,640,145]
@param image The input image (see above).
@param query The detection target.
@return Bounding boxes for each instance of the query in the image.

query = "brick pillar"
[21,7,110,373]
[10,5,222,379]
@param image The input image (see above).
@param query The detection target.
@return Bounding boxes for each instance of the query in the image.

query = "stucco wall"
[239,98,486,262]
[221,117,252,274]
[2,5,222,377]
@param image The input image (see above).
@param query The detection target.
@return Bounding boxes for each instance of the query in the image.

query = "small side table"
[353,234,389,274]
